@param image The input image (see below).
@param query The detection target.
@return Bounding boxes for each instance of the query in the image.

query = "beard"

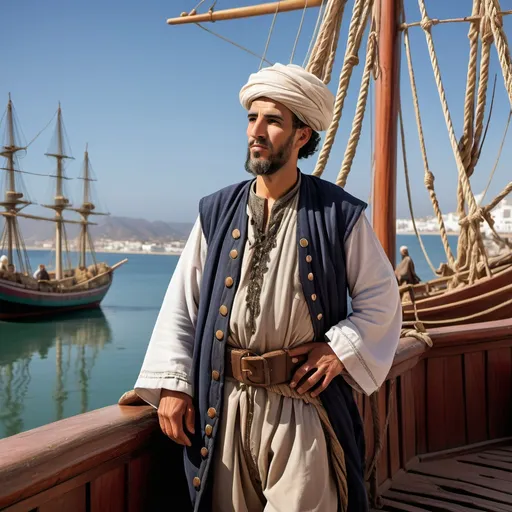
[244,132,295,177]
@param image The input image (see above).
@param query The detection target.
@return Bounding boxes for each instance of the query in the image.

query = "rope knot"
[346,54,360,67]
[459,206,487,226]
[420,17,437,32]
[424,170,435,189]
[480,15,494,43]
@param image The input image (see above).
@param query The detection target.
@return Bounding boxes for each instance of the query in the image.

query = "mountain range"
[18,215,194,243]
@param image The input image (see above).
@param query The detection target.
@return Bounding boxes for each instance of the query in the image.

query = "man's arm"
[325,213,402,395]
[134,216,207,408]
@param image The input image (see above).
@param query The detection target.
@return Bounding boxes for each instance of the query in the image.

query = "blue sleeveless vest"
[184,173,369,511]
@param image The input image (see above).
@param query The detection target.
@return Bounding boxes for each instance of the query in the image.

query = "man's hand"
[158,389,195,446]
[288,343,344,398]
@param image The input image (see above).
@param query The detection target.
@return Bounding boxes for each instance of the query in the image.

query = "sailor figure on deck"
[135,63,402,512]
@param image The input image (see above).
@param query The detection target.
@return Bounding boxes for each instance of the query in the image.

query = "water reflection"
[0,310,112,437]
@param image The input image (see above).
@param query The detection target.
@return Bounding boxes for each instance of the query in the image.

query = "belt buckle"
[240,354,271,387]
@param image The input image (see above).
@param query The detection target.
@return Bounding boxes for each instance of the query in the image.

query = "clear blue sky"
[2,0,511,223]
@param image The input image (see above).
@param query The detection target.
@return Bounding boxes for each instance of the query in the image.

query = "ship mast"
[372,0,400,264]
[0,94,32,274]
[43,104,73,280]
[71,144,109,269]
[5,97,16,264]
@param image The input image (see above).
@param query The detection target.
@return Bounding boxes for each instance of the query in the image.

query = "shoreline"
[23,231,511,256]
[24,247,184,256]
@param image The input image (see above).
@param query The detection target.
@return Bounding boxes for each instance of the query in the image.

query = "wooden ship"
[1,1,512,511]
[0,97,126,321]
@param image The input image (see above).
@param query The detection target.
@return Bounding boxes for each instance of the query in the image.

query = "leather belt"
[225,347,307,387]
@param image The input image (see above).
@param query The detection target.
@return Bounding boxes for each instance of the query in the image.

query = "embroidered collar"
[248,171,301,232]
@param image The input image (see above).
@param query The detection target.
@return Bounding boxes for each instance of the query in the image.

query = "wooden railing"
[1,318,511,510]
[360,318,512,494]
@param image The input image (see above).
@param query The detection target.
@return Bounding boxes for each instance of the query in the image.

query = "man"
[135,64,401,512]
[395,245,421,285]
[0,255,8,272]
[33,264,50,281]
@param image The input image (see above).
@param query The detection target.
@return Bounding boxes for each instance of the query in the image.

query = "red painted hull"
[0,278,112,321]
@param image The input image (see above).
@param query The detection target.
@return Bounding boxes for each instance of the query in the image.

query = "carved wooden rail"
[1,319,511,510]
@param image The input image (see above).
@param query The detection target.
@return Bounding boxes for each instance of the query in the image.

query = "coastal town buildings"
[397,196,511,235]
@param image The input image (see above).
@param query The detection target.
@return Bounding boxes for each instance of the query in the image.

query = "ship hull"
[0,278,112,321]
[402,263,512,328]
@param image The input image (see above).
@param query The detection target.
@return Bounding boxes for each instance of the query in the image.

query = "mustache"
[249,139,272,150]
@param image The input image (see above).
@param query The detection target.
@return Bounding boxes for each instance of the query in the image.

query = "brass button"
[230,249,238,259]
[232,229,241,239]
[308,273,314,281]
[207,407,217,419]
[193,477,201,489]
[225,277,234,288]
[299,238,309,248]
[317,313,323,321]
[201,447,209,458]
[311,294,317,301]
[212,370,220,381]
[306,255,312,263]
[219,305,228,317]
[215,330,224,341]
[205,424,213,436]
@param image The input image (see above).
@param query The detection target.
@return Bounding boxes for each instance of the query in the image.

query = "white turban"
[239,63,334,131]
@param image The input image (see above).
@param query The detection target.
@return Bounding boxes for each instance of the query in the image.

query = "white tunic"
[135,180,402,511]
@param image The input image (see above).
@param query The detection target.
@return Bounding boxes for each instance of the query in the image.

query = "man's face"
[244,98,298,176]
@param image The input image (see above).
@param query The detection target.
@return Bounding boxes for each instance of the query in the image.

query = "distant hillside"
[17,215,194,242]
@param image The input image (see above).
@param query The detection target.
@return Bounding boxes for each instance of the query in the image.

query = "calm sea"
[0,234,457,439]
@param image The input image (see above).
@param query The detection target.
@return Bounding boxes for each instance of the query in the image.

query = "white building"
[482,197,512,235]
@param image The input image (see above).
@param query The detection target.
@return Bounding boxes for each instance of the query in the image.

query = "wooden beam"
[372,0,400,265]
[167,0,323,26]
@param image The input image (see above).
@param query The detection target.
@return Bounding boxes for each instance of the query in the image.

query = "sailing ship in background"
[0,96,126,321]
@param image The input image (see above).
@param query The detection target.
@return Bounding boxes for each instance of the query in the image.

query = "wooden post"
[373,0,400,265]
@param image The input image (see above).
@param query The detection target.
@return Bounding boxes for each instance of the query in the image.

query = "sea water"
[0,234,457,439]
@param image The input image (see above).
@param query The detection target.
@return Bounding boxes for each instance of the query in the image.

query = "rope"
[312,0,373,177]
[267,384,348,511]
[417,0,490,284]
[404,294,512,326]
[398,106,438,275]
[454,0,482,279]
[26,110,57,148]
[303,0,326,67]
[365,380,395,508]
[485,0,512,107]
[336,27,377,187]
[469,12,493,176]
[194,23,274,65]
[402,19,456,269]
[259,2,280,71]
[400,10,512,29]
[307,0,347,83]
[400,323,433,347]
[480,110,512,204]
[290,0,308,63]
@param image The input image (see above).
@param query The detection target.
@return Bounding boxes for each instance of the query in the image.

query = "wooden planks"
[399,371,416,467]
[378,442,512,511]
[90,466,126,512]
[487,348,512,439]
[38,486,86,512]
[463,351,488,444]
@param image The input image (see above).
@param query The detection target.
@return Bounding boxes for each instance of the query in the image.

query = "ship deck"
[374,441,512,511]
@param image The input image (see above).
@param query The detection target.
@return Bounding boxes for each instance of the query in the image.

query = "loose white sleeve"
[325,214,402,395]
[134,216,207,408]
